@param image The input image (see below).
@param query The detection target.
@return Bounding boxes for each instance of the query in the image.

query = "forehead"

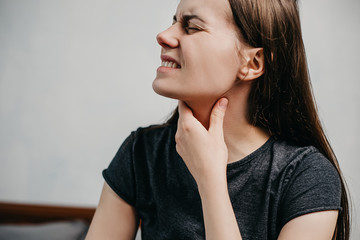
[175,0,232,23]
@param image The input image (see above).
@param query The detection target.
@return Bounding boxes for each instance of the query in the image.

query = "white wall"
[0,0,178,206]
[0,0,359,238]
[300,1,360,238]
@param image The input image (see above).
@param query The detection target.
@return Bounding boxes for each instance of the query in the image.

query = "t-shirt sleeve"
[102,133,137,206]
[280,151,342,227]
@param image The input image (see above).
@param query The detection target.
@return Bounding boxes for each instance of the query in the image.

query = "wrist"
[197,174,228,197]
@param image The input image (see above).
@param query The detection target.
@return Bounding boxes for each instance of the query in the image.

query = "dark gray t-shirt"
[103,123,341,240]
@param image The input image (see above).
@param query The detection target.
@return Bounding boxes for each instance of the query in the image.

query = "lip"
[160,55,181,67]
[157,65,180,73]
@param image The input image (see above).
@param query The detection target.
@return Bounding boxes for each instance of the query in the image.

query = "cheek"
[185,41,239,92]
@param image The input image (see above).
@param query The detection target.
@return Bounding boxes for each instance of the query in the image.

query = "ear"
[237,48,265,81]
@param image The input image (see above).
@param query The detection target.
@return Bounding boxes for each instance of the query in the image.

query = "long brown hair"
[227,0,350,239]
[165,0,350,238]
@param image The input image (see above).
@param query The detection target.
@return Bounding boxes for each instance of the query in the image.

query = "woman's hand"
[175,98,229,189]
[176,98,243,239]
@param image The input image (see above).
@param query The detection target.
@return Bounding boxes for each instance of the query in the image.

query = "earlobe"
[237,48,265,81]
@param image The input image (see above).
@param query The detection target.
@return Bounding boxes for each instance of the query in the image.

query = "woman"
[86,0,350,239]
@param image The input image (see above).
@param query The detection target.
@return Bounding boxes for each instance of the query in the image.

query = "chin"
[152,81,180,100]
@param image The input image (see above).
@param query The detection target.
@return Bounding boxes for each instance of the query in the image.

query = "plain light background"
[0,0,359,238]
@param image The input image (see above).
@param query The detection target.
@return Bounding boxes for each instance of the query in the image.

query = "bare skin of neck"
[185,81,271,164]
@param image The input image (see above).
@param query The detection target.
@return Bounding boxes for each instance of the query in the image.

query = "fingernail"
[219,98,228,109]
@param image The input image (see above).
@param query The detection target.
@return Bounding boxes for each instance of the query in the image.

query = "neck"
[184,100,214,130]
[184,82,270,163]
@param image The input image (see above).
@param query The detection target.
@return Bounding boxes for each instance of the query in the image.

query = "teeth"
[161,61,180,68]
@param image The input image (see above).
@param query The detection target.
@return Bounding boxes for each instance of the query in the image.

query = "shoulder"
[269,139,342,206]
[271,139,339,179]
[111,122,176,158]
[120,122,177,156]
[131,122,177,144]
[271,140,342,226]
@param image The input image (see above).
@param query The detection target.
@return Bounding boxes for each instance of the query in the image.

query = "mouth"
[161,61,181,69]
[161,55,181,69]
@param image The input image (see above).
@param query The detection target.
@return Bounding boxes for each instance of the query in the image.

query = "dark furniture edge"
[0,202,96,224]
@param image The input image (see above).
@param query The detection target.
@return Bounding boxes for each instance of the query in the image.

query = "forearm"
[198,177,242,240]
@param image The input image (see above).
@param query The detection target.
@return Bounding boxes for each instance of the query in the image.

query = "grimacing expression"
[152,0,247,103]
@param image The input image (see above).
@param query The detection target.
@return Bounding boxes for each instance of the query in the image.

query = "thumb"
[209,98,228,134]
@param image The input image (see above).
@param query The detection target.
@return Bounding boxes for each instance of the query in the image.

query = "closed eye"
[184,24,202,34]
[173,14,205,34]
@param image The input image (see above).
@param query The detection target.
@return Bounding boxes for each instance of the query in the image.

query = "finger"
[209,98,228,134]
[177,101,191,131]
[178,100,194,121]
[177,100,205,133]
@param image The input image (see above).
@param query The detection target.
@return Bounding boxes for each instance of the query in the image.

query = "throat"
[185,100,214,130]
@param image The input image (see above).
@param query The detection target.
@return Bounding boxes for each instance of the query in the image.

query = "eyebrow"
[173,14,206,24]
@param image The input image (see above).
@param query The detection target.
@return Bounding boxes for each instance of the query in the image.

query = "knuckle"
[175,143,182,155]
[180,120,192,132]
[175,133,181,143]
[213,110,224,119]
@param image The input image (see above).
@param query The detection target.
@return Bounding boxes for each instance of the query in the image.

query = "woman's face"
[153,0,245,103]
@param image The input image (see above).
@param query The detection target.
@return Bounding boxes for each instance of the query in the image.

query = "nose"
[156,24,180,49]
